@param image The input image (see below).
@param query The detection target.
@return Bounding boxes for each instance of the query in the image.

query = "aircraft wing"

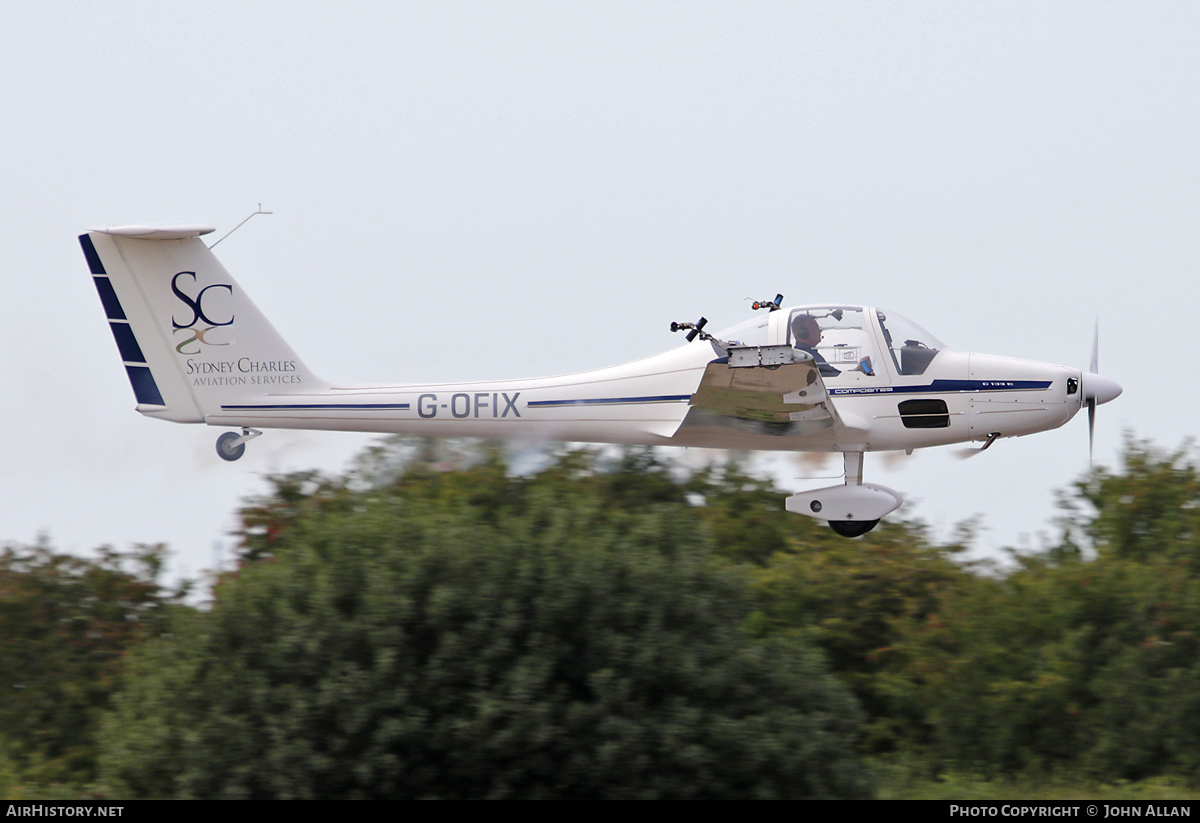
[673,345,851,443]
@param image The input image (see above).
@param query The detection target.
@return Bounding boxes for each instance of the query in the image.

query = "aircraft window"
[788,307,875,378]
[876,311,944,376]
[715,317,770,347]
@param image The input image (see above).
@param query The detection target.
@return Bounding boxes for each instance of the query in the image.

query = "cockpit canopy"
[716,305,946,378]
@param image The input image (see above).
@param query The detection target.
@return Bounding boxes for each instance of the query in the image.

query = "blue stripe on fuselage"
[527,395,693,408]
[829,379,1052,396]
[221,403,411,411]
[218,383,1048,414]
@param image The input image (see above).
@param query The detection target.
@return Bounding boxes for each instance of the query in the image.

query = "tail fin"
[81,225,326,423]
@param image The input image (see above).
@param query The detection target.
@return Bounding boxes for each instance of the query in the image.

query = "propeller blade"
[1082,319,1120,464]
[1089,319,1099,375]
[1088,398,1096,464]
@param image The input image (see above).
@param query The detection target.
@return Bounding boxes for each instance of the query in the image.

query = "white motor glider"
[80,224,1121,537]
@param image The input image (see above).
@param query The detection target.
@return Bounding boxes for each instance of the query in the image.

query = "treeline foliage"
[9,437,1200,797]
[897,442,1200,781]
[100,443,871,799]
[0,542,182,796]
[746,439,1200,783]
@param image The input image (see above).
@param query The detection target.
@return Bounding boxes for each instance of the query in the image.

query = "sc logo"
[172,271,234,354]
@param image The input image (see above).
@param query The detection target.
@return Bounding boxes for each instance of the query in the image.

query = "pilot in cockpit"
[791,314,841,377]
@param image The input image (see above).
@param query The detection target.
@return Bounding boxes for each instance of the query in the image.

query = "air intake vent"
[898,398,949,428]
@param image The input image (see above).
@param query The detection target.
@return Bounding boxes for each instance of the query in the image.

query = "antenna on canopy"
[208,204,274,249]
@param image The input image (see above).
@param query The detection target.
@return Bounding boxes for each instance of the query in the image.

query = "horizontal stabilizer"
[89,224,216,241]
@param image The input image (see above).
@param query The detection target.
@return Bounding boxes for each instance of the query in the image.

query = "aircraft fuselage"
[196,340,1084,454]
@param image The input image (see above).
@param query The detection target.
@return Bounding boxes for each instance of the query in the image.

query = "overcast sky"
[3,2,1196,584]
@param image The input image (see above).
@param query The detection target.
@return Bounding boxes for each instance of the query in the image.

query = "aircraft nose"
[1084,372,1122,406]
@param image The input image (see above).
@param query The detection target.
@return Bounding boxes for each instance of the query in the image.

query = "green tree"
[683,460,796,565]
[749,518,972,754]
[1070,438,1200,567]
[101,452,872,799]
[0,540,181,794]
[885,441,1200,784]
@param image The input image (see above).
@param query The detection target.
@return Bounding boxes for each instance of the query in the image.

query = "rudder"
[81,224,326,423]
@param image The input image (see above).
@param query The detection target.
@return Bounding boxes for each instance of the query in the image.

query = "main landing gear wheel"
[829,519,879,538]
[215,431,246,462]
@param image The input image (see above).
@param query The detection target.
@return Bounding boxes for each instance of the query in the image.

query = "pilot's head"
[791,314,822,347]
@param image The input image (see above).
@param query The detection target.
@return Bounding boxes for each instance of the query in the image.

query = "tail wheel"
[215,431,246,462]
[829,519,879,538]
